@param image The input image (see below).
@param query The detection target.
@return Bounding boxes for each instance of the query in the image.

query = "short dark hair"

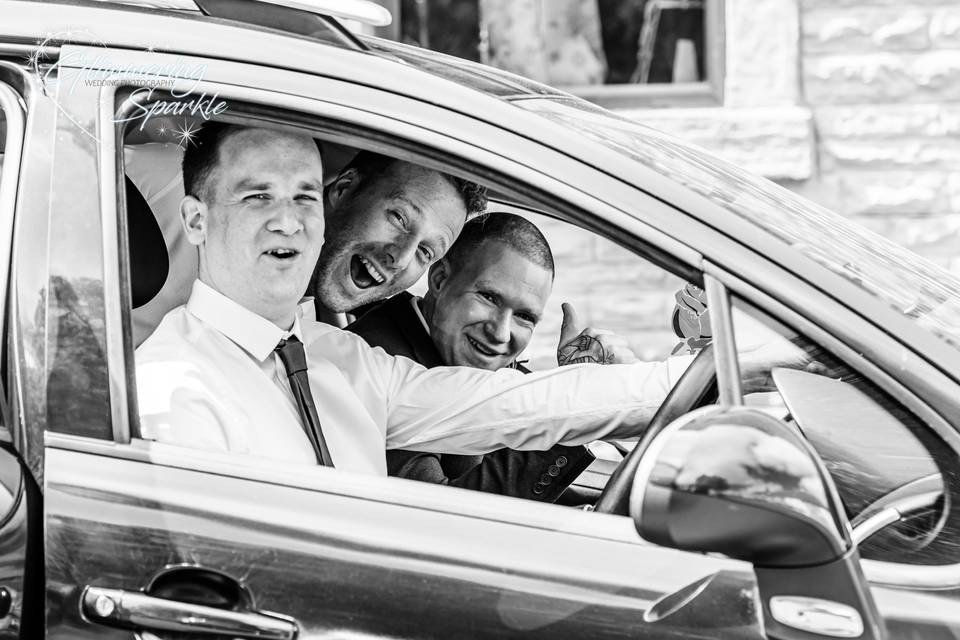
[181,121,324,200]
[445,212,554,277]
[341,150,487,219]
[181,120,242,200]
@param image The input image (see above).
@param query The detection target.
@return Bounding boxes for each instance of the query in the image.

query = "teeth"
[359,256,385,283]
[467,336,496,356]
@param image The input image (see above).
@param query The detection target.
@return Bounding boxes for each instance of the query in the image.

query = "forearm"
[385,356,691,453]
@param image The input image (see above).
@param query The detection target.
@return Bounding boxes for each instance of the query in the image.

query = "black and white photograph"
[1,0,959,637]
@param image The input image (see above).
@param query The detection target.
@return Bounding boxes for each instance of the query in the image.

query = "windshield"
[517,97,960,354]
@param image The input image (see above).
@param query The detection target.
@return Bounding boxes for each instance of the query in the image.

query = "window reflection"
[382,0,707,87]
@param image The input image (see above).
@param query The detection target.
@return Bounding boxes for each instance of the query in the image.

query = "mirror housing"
[630,406,885,640]
[630,406,850,566]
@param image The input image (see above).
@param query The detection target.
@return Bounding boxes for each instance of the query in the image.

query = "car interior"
[113,92,959,568]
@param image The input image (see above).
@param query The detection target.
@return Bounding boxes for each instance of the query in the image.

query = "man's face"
[183,127,325,326]
[428,240,553,370]
[314,162,466,312]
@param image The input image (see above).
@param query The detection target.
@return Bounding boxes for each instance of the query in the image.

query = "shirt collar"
[410,295,430,336]
[186,280,304,362]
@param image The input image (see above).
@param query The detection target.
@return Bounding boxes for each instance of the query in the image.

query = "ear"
[327,167,359,209]
[179,195,208,246]
[427,257,451,295]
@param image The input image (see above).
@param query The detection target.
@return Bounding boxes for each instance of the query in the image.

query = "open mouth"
[265,248,299,260]
[350,255,386,289]
[466,335,501,358]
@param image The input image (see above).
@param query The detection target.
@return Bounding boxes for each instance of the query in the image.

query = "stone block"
[804,51,960,104]
[725,0,800,106]
[803,9,930,55]
[930,7,960,48]
[814,104,960,138]
[948,172,960,215]
[830,170,948,216]
[804,53,915,104]
[801,0,956,9]
[820,138,960,170]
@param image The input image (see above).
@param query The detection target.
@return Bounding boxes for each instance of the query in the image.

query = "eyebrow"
[232,179,323,192]
[387,191,424,219]
[234,179,273,191]
[297,180,324,192]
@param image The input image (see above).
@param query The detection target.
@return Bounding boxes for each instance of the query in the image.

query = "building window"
[373,0,723,109]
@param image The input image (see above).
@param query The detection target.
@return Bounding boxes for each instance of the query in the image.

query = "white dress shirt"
[136,281,690,475]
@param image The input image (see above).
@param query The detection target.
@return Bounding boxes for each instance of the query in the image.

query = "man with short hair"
[310,151,487,320]
[348,213,637,501]
[136,122,690,473]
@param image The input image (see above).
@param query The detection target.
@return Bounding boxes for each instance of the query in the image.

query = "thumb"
[558,302,581,345]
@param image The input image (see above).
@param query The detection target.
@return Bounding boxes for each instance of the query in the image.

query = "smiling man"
[348,213,636,500]
[136,122,693,474]
[309,151,486,318]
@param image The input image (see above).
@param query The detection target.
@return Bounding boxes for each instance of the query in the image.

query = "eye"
[478,291,497,304]
[389,210,406,229]
[244,193,271,202]
[418,245,434,262]
[516,313,538,325]
[294,193,319,202]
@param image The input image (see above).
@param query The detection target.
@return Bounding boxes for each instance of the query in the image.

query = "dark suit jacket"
[346,292,594,503]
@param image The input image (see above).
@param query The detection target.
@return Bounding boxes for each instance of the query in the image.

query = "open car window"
[117,95,704,517]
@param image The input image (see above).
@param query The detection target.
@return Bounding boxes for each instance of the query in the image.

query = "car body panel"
[45,446,765,639]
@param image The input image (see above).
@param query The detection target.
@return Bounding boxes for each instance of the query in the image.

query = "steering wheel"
[593,344,718,515]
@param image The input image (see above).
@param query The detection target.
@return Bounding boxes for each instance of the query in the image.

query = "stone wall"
[795,0,960,272]
[624,0,960,273]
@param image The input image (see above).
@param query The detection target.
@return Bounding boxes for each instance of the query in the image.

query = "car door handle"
[81,586,298,639]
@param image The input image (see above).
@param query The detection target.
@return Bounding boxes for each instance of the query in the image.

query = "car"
[1,0,959,638]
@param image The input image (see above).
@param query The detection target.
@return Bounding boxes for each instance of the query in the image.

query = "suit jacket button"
[533,483,545,495]
[556,456,568,467]
[547,465,560,477]
[540,473,552,484]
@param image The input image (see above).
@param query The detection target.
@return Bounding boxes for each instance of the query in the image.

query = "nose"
[483,309,512,345]
[384,236,419,271]
[266,200,303,235]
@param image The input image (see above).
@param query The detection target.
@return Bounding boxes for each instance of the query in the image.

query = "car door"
[25,41,781,640]
[715,270,960,638]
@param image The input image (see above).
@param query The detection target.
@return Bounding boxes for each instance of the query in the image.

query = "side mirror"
[630,407,885,640]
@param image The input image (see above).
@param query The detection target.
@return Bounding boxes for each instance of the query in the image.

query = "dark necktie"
[275,336,335,467]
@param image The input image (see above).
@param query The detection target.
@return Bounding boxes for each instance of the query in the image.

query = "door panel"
[45,447,764,639]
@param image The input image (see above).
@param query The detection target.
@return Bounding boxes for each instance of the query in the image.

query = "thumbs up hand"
[556,302,639,366]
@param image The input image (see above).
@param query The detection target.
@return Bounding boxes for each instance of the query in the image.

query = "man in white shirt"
[136,122,689,474]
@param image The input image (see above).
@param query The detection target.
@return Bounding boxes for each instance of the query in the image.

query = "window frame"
[562,0,725,109]
[98,63,705,449]
[0,72,25,444]
[78,68,729,548]
[377,0,726,109]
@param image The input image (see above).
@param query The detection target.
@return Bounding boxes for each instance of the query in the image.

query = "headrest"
[125,175,169,308]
